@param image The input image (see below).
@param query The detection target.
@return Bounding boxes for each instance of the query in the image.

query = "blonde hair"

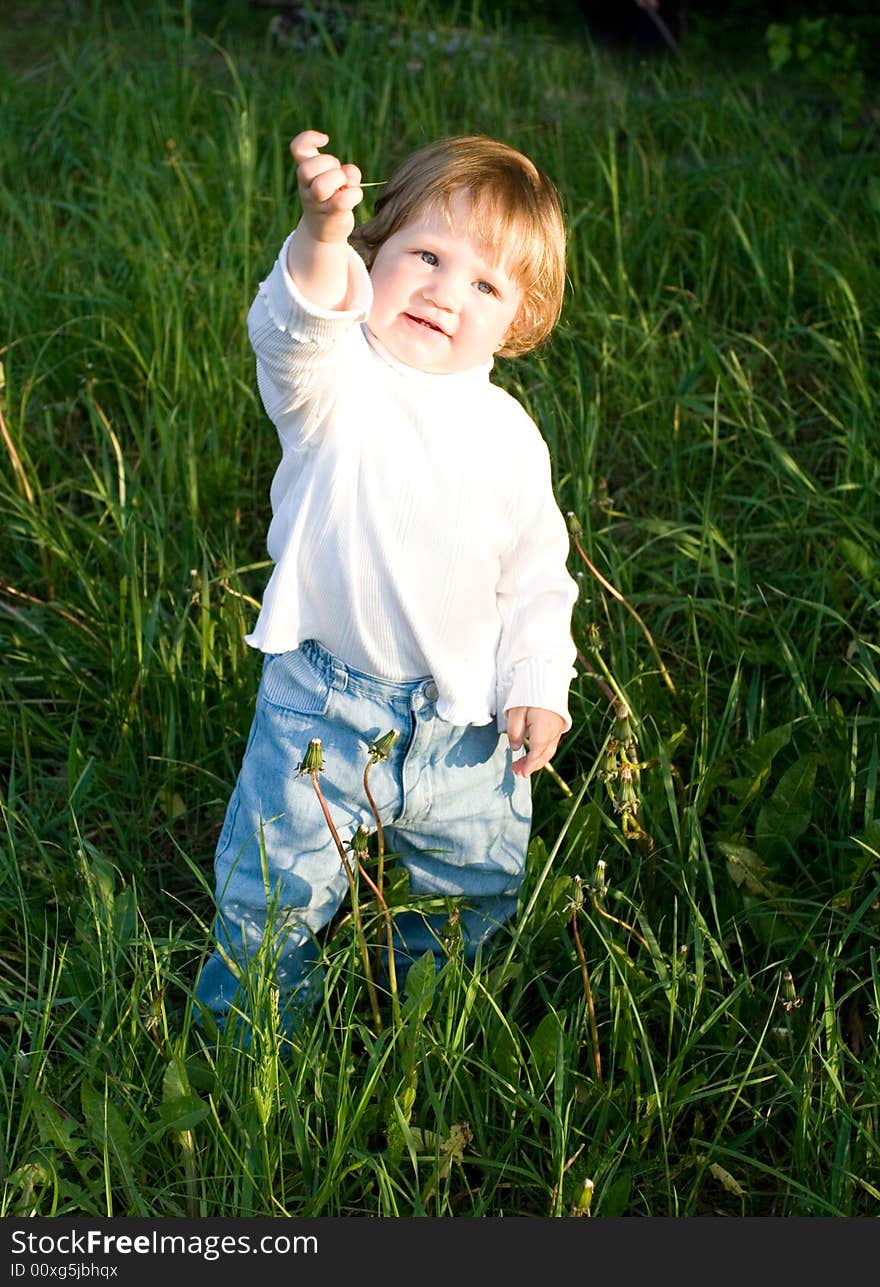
[351,135,566,357]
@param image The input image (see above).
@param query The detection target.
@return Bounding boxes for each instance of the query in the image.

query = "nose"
[423,267,462,313]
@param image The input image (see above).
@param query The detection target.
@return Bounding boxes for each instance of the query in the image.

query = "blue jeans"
[195,640,532,1022]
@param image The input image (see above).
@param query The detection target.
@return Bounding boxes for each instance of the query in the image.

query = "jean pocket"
[259,648,332,716]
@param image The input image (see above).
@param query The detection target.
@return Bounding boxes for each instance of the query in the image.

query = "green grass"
[1,0,878,1217]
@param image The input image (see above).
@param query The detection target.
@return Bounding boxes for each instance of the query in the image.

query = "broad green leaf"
[112,888,136,943]
[383,866,411,907]
[84,849,116,906]
[6,1162,53,1209]
[719,841,782,897]
[31,1093,84,1159]
[548,870,577,915]
[638,916,669,985]
[160,1054,209,1134]
[184,1053,218,1095]
[488,1023,520,1084]
[386,1094,419,1170]
[664,724,689,755]
[838,537,880,582]
[726,723,795,820]
[159,790,187,821]
[159,1095,210,1133]
[566,803,602,867]
[485,960,523,994]
[529,1010,563,1084]
[740,723,793,778]
[836,821,880,909]
[599,1171,632,1217]
[80,1080,133,1171]
[162,1053,190,1103]
[403,950,436,1022]
[741,895,800,950]
[397,1083,417,1118]
[526,836,547,871]
[826,697,847,743]
[756,753,818,859]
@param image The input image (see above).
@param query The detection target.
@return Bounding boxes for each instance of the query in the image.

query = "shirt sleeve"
[495,436,579,731]
[246,228,373,447]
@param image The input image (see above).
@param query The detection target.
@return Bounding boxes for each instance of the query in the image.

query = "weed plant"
[1,0,878,1217]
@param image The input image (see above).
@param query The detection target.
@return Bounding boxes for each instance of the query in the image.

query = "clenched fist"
[291,129,363,244]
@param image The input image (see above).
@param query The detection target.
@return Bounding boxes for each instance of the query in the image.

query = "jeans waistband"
[300,639,438,705]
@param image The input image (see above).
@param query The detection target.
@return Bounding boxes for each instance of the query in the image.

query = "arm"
[287,129,364,311]
[496,440,578,777]
[246,130,371,445]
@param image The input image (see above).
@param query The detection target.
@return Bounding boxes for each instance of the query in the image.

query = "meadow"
[1,0,878,1217]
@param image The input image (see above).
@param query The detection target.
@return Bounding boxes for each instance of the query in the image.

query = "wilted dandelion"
[781,967,803,1013]
[571,1176,595,1216]
[298,737,324,776]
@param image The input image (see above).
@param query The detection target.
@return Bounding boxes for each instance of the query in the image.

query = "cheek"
[501,300,524,342]
[487,303,518,343]
[371,262,408,312]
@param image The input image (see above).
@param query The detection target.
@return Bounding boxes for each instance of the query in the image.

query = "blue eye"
[420,250,439,266]
[477,280,496,295]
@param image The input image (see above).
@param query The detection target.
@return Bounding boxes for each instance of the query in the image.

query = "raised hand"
[291,129,363,244]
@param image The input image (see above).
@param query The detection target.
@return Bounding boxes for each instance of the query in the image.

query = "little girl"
[196,129,578,1027]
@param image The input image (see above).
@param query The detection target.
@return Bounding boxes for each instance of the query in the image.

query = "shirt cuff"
[496,657,575,733]
[260,228,373,339]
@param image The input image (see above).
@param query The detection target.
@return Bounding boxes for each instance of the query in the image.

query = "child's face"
[365,193,523,375]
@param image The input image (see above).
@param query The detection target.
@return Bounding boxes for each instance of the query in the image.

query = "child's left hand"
[506,706,567,777]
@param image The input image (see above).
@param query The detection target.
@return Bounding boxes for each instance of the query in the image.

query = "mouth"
[404,313,448,336]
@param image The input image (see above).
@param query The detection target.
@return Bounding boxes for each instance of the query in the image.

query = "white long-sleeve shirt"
[244,230,578,730]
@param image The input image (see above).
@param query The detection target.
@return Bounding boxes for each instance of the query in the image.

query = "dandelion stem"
[520,735,573,795]
[591,896,651,954]
[355,847,401,1028]
[540,757,573,796]
[571,904,603,1085]
[363,734,400,1024]
[302,749,383,1031]
[363,761,386,893]
[575,648,616,705]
